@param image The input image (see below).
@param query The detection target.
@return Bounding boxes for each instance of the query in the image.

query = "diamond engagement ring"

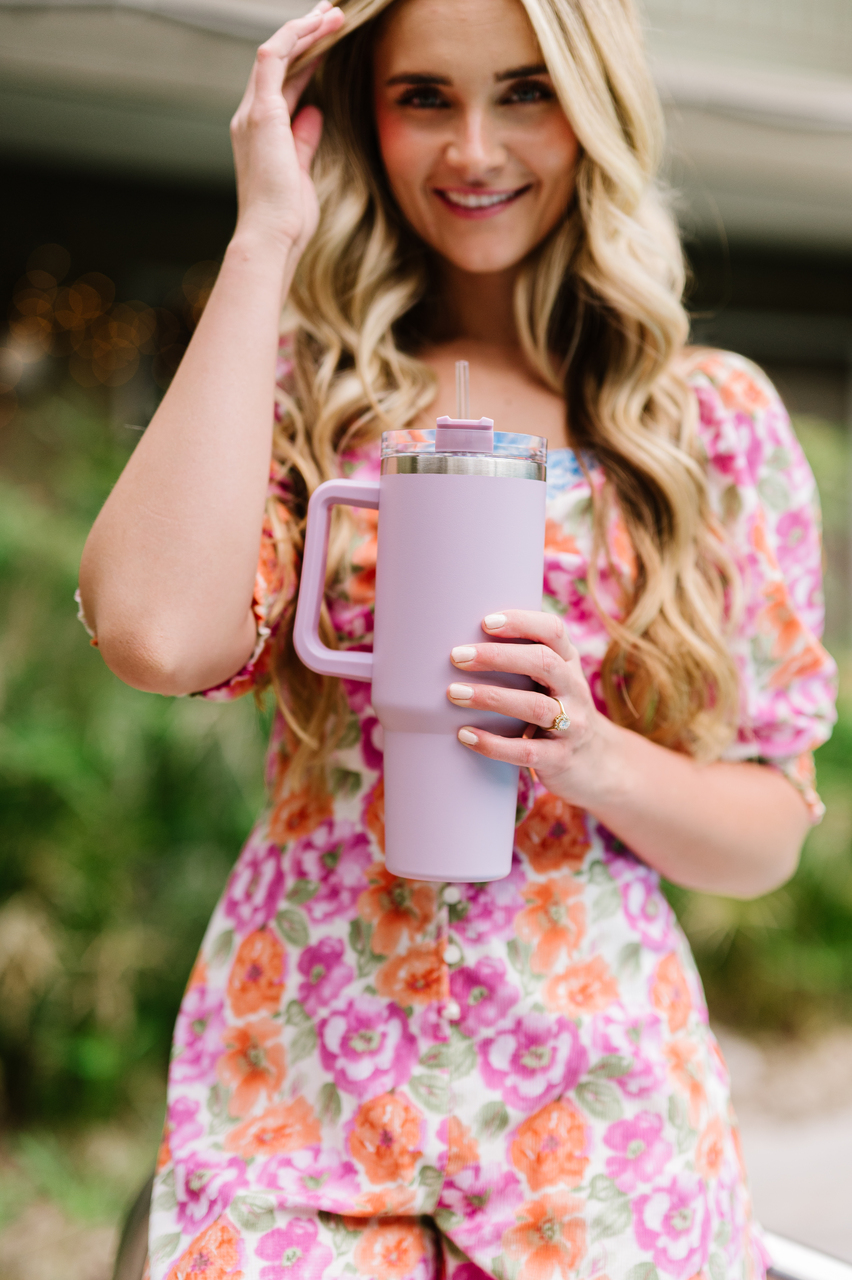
[548,697,571,732]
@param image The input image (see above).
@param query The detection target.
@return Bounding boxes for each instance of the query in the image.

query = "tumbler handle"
[293,478,379,682]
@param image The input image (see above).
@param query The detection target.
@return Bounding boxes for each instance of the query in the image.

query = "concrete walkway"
[717,1026,852,1263]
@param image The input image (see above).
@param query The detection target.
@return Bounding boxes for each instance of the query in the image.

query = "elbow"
[92,615,201,697]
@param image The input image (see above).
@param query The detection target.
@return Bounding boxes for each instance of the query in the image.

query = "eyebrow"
[385,63,549,88]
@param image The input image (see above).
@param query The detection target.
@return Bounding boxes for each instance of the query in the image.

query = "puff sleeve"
[690,349,838,820]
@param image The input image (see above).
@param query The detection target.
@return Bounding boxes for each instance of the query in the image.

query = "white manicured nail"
[458,728,478,745]
[484,613,507,630]
[449,683,474,702]
[452,646,477,664]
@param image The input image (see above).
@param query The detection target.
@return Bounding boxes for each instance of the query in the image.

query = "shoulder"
[680,347,815,504]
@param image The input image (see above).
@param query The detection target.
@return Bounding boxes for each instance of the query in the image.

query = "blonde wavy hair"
[267,0,739,785]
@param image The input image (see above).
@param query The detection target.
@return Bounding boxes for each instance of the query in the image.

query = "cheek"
[374,106,428,208]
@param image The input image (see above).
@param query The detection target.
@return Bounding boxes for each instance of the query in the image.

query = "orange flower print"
[510,1100,589,1191]
[156,1129,172,1173]
[515,794,591,874]
[502,1193,587,1280]
[651,952,691,1033]
[544,519,579,555]
[718,366,769,413]
[695,1116,726,1179]
[347,507,378,604]
[363,777,385,853]
[348,1092,423,1185]
[269,781,333,846]
[515,877,586,974]
[354,1220,428,1280]
[358,864,436,955]
[187,956,208,992]
[227,929,286,1018]
[443,1116,479,1176]
[216,1018,286,1117]
[376,941,448,1007]
[165,1215,243,1280]
[664,1038,706,1128]
[224,1096,320,1157]
[354,1188,417,1217]
[543,956,618,1017]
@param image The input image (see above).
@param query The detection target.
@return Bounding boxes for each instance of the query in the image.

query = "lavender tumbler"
[293,412,546,883]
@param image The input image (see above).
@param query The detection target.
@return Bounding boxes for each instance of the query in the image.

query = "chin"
[435,239,532,276]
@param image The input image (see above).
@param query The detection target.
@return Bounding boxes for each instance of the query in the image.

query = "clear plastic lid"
[381,429,547,465]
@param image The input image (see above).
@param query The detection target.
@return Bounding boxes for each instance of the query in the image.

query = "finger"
[456,725,563,771]
[451,640,569,690]
[447,680,569,731]
[259,4,328,60]
[292,104,324,170]
[482,609,574,662]
[232,60,259,126]
[283,56,319,114]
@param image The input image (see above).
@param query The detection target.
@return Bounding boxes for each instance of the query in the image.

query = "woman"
[78,1,837,1277]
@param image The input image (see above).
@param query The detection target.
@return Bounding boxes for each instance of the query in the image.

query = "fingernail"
[449,683,474,702]
[484,613,507,630]
[458,728,478,745]
[452,646,477,664]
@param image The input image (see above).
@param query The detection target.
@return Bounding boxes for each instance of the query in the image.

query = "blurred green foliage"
[0,385,849,1140]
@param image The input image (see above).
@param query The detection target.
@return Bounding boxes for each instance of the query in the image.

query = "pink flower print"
[360,715,384,771]
[255,1218,333,1280]
[166,1096,203,1156]
[290,821,372,924]
[632,1171,712,1279]
[173,1149,247,1234]
[341,678,373,716]
[619,864,675,952]
[438,1164,524,1252]
[257,1147,360,1212]
[478,1013,588,1113]
[328,598,374,643]
[223,837,285,935]
[450,959,520,1037]
[452,856,525,944]
[297,938,354,1017]
[170,983,226,1084]
[318,994,418,1099]
[776,507,814,555]
[603,1111,673,1194]
[450,1266,493,1280]
[592,1006,665,1099]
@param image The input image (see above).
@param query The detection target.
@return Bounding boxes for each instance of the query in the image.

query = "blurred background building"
[1,2,851,1277]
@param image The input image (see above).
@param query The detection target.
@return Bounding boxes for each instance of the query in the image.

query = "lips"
[434,185,532,217]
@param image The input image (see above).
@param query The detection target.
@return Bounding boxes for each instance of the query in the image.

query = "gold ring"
[548,697,571,732]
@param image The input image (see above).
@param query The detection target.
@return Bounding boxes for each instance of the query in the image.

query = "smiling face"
[372,0,580,276]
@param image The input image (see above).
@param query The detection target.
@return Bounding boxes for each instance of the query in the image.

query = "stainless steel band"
[380,455,546,481]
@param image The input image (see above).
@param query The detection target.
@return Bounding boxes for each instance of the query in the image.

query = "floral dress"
[122,350,837,1280]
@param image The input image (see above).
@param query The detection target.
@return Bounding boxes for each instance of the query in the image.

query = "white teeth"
[441,189,518,208]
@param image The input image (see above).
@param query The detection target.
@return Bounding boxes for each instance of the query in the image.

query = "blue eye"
[502,80,555,105]
[396,88,450,109]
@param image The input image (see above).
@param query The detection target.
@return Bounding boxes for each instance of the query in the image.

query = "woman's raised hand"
[447,610,613,804]
[230,0,345,261]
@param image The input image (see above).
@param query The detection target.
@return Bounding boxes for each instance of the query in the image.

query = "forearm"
[79,231,294,695]
[563,716,810,898]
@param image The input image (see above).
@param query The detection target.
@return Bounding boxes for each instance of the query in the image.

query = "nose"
[445,106,506,178]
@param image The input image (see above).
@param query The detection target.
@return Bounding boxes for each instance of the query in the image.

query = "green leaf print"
[589,1054,633,1079]
[590,1194,631,1241]
[290,1022,318,1064]
[617,941,642,979]
[576,1079,623,1121]
[708,1253,726,1280]
[330,767,362,799]
[419,1043,450,1070]
[626,1265,659,1280]
[473,1100,510,1140]
[276,908,309,948]
[449,1030,477,1079]
[409,1073,451,1114]
[207,1082,231,1134]
[285,1000,310,1027]
[592,886,622,923]
[349,919,382,978]
[153,1168,177,1212]
[588,1174,622,1202]
[209,928,234,967]
[150,1234,181,1265]
[506,938,532,976]
[318,1211,360,1256]
[588,861,614,885]
[419,1165,444,1189]
[758,474,790,511]
[318,1082,342,1126]
[287,878,319,905]
[338,716,362,749]
[230,1194,277,1233]
[434,1207,460,1234]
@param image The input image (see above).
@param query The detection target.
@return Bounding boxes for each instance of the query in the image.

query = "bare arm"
[448,610,810,898]
[78,1,345,696]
